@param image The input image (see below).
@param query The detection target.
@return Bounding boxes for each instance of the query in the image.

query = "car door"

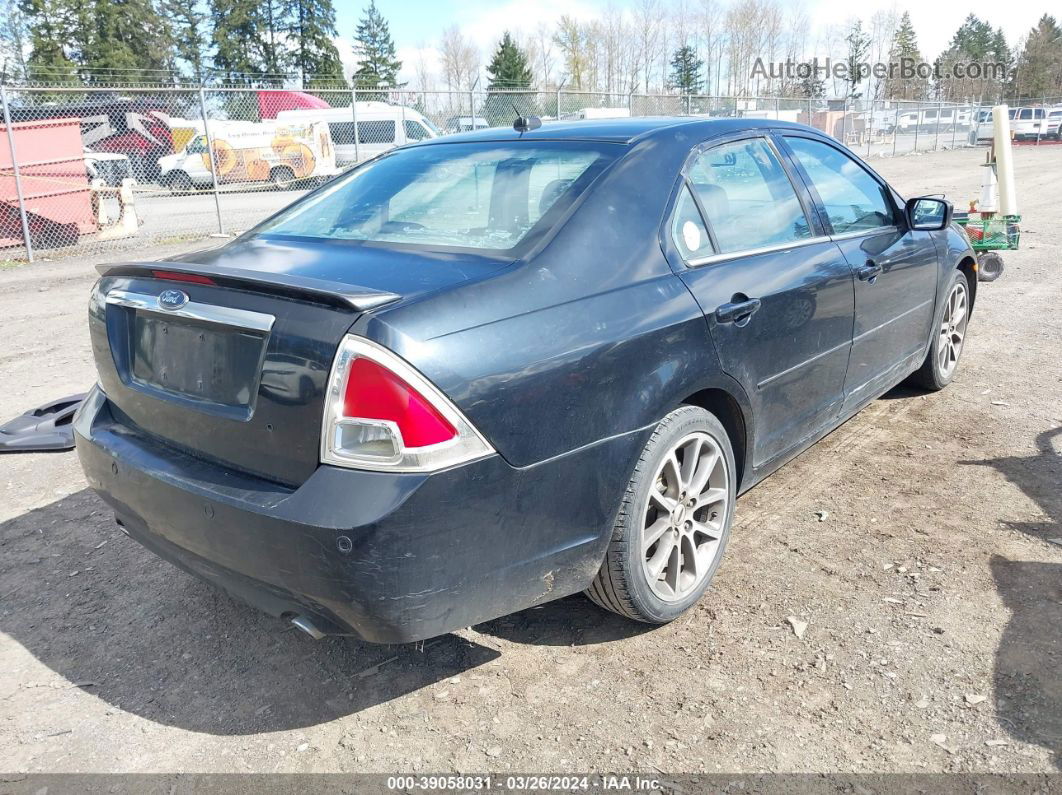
[669,134,856,468]
[779,133,938,410]
[184,136,212,184]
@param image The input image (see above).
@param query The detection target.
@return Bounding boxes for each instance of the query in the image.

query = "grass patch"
[0,258,28,270]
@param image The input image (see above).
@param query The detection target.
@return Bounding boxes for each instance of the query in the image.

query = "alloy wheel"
[937,280,968,378]
[641,431,729,602]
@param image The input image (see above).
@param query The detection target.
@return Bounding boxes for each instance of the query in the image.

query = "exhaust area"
[290,615,326,640]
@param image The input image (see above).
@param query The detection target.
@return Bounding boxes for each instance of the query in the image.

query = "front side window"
[785,136,895,234]
[254,141,618,252]
[687,138,812,253]
[404,120,430,141]
[186,136,207,154]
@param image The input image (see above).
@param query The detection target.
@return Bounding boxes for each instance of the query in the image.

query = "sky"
[333,0,1051,85]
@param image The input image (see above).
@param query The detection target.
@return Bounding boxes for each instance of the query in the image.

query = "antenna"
[512,102,542,134]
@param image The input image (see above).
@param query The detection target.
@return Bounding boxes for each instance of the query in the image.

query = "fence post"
[808,97,813,129]
[469,87,476,124]
[197,86,224,235]
[933,100,943,151]
[892,104,900,156]
[951,104,958,149]
[628,92,634,117]
[840,96,848,143]
[866,99,873,159]
[556,87,562,118]
[912,103,920,153]
[0,84,33,263]
[351,86,361,164]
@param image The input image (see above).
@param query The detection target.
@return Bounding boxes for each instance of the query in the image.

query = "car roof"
[416,116,814,145]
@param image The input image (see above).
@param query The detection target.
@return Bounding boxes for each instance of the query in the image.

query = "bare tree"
[413,41,435,93]
[0,0,28,81]
[439,24,480,90]
[634,0,663,93]
[554,15,589,89]
[867,9,898,100]
[526,23,556,88]
[698,0,725,96]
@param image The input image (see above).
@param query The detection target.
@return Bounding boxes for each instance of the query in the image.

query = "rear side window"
[785,136,896,234]
[325,120,396,145]
[359,120,395,143]
[328,122,354,145]
[254,141,618,252]
[687,138,812,253]
[671,186,714,260]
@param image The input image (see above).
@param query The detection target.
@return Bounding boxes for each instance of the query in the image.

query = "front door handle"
[857,260,883,282]
[715,297,761,325]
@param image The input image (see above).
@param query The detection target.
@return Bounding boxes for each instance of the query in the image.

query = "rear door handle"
[715,297,761,325]
[857,261,882,282]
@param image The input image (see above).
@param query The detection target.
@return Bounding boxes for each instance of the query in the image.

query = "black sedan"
[75,117,977,642]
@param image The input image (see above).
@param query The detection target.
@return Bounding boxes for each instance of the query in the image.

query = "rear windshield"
[255,141,619,252]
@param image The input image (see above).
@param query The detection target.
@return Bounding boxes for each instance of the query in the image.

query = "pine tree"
[18,0,79,84]
[76,0,172,81]
[161,0,209,81]
[486,31,532,89]
[257,0,286,76]
[211,0,259,79]
[352,0,401,90]
[947,14,996,60]
[669,45,702,93]
[1015,15,1062,99]
[842,19,870,99]
[210,0,286,84]
[284,0,344,87]
[935,14,1012,101]
[884,12,927,100]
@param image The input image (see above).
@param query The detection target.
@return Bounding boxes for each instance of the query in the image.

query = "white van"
[157,119,340,191]
[276,103,438,165]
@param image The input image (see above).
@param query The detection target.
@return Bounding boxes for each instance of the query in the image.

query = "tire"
[270,166,296,189]
[167,171,194,194]
[909,269,971,391]
[586,405,736,624]
[977,251,1005,282]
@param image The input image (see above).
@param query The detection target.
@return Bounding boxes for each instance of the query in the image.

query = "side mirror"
[906,196,952,231]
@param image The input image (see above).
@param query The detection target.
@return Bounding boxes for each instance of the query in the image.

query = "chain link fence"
[1,83,1059,263]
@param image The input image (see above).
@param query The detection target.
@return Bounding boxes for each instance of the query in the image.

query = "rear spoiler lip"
[95,261,401,312]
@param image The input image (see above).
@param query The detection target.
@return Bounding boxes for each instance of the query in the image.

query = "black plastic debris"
[0,394,86,453]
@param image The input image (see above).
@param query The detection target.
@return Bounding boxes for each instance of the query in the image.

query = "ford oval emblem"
[158,289,189,311]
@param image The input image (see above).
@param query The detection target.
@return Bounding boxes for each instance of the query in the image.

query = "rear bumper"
[74,387,645,643]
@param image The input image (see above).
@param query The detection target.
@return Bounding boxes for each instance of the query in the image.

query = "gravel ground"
[0,145,1059,775]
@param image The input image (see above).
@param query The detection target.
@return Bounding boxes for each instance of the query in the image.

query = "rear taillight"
[151,270,217,285]
[321,336,494,472]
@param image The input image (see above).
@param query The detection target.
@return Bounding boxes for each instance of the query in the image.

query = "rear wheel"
[977,251,1005,282]
[167,171,194,194]
[586,406,735,623]
[910,269,970,391]
[270,165,296,189]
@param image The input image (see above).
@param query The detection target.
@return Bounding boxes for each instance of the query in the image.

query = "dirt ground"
[0,145,1059,776]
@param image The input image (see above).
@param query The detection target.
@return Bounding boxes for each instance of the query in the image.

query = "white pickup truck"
[969,106,1055,144]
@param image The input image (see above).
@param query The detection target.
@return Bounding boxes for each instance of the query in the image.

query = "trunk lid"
[90,239,506,485]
